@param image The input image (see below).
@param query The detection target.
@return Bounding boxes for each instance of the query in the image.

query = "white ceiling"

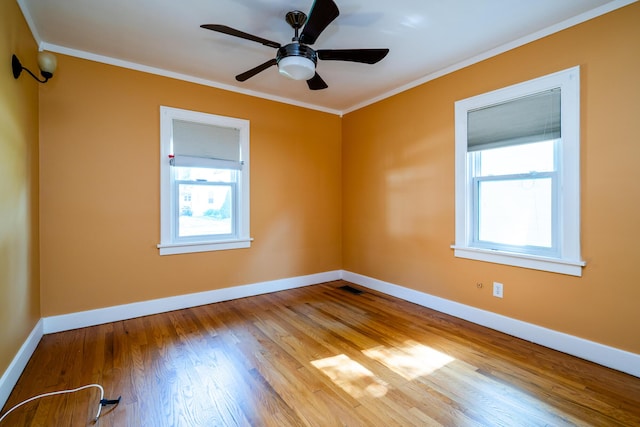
[18,0,635,114]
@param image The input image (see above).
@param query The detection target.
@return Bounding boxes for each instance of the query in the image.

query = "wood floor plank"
[2,280,640,426]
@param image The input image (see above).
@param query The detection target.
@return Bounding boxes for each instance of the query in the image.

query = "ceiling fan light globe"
[277,56,315,80]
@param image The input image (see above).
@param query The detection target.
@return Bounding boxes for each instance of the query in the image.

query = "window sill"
[158,238,253,255]
[451,245,585,276]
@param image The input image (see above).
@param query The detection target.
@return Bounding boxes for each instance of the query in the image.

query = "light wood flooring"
[2,280,640,426]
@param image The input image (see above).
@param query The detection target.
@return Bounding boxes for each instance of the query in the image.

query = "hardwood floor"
[2,280,639,426]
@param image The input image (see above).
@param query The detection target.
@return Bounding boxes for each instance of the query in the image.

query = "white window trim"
[452,66,585,276]
[158,106,251,255]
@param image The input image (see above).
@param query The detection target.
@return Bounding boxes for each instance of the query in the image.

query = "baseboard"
[0,319,43,411]
[343,271,640,378]
[43,270,341,334]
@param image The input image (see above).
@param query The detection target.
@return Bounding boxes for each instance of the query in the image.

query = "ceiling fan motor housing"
[277,43,317,63]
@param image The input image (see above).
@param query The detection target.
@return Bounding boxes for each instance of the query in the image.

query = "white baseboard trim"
[43,270,341,334]
[0,319,44,410]
[343,271,640,378]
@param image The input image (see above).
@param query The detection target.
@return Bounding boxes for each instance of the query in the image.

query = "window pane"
[478,140,555,176]
[478,177,552,248]
[174,166,234,182]
[178,184,233,237]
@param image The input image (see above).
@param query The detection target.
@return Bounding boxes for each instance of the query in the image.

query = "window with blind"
[452,67,585,276]
[158,107,251,255]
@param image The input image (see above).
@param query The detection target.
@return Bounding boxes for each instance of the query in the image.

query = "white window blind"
[171,120,242,169]
[467,88,561,151]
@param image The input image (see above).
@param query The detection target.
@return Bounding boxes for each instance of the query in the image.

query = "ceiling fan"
[201,0,389,90]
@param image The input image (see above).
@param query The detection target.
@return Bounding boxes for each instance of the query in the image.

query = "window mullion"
[172,174,180,241]
[467,152,479,246]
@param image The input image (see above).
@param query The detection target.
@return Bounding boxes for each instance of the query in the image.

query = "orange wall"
[0,1,41,376]
[343,3,640,354]
[39,57,342,316]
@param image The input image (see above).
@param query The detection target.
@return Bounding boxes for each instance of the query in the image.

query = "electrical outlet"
[493,282,504,298]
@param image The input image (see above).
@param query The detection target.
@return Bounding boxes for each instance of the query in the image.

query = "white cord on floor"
[0,383,104,424]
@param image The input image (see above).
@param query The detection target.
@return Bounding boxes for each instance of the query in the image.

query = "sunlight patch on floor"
[363,340,455,380]
[311,354,389,398]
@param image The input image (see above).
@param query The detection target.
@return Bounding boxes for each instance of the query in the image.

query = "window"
[158,106,250,255]
[453,67,585,276]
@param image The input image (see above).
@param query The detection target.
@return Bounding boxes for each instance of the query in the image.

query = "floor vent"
[339,285,364,295]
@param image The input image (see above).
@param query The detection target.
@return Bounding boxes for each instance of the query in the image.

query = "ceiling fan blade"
[236,58,277,82]
[201,24,281,49]
[317,48,389,64]
[299,0,339,45]
[307,72,328,90]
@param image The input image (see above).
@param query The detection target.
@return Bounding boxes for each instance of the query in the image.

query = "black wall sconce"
[12,51,57,83]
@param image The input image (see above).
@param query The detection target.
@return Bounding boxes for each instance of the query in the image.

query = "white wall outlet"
[493,282,504,298]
